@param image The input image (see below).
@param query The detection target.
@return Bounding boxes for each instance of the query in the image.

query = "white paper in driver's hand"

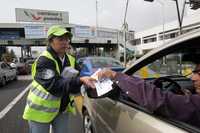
[91,69,113,96]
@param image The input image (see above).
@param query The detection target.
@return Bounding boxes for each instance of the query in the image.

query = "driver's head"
[191,64,200,94]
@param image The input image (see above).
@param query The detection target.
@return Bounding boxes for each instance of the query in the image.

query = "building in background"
[128,10,200,58]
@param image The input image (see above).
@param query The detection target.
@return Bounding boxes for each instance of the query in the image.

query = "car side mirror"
[86,87,99,98]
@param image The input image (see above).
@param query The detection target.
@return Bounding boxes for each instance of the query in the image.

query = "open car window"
[133,52,196,79]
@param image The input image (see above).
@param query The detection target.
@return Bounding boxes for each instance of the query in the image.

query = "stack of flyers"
[91,69,113,96]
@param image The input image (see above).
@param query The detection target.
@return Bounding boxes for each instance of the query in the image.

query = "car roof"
[125,28,200,75]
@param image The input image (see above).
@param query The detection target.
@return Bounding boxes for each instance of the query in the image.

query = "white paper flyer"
[91,69,113,96]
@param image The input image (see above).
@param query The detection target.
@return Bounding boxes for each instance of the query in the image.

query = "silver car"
[81,29,200,133]
[0,62,17,86]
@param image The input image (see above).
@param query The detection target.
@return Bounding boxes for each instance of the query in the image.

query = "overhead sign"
[0,31,20,40]
[74,26,96,38]
[15,8,69,24]
[24,26,48,39]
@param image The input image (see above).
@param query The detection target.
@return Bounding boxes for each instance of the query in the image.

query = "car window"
[133,52,196,79]
[91,58,122,68]
[91,58,108,68]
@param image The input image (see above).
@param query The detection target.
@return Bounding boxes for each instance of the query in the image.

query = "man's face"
[191,64,200,94]
[51,35,70,56]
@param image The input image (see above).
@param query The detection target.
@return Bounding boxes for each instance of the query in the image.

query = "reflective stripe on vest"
[26,99,59,113]
[23,51,76,123]
[30,82,59,101]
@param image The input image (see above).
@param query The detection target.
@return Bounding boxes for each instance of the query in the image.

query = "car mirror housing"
[86,87,99,98]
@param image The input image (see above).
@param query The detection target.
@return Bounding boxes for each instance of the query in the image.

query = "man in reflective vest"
[23,25,96,133]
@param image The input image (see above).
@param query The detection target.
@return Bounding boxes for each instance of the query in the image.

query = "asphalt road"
[0,76,84,133]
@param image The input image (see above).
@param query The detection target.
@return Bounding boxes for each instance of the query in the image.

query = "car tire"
[14,75,18,81]
[0,77,6,86]
[83,110,94,133]
[13,76,17,81]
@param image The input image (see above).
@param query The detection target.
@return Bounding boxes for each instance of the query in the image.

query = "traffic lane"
[0,79,31,111]
[0,93,29,133]
[69,113,84,133]
[0,92,83,133]
[0,92,84,133]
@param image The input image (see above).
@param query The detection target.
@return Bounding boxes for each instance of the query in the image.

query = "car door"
[0,64,4,82]
[8,63,17,79]
[113,42,199,132]
[93,93,188,133]
[93,97,120,133]
[4,63,14,80]
[95,52,196,133]
[112,101,188,133]
[1,63,10,80]
[94,45,200,133]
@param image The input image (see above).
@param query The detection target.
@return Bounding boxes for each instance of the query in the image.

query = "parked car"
[0,62,17,86]
[15,58,35,75]
[25,59,35,74]
[78,56,125,76]
[81,29,200,133]
[16,62,30,75]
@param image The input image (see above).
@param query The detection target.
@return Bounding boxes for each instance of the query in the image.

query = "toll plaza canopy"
[0,23,134,47]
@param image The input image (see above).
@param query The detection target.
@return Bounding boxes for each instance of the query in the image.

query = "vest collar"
[47,46,70,71]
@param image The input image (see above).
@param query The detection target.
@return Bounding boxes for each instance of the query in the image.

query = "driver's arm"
[114,72,199,123]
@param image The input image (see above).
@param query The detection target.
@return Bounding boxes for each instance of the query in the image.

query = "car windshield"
[90,58,122,68]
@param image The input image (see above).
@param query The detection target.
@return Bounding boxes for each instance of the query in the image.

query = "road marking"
[0,84,31,119]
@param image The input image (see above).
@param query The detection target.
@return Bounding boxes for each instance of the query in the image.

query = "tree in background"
[1,48,16,63]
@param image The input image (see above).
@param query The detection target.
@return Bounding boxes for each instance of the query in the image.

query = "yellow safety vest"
[23,51,76,123]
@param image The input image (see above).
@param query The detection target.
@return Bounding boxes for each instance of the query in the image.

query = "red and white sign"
[15,8,69,24]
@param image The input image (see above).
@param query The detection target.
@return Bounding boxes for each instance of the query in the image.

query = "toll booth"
[0,23,133,61]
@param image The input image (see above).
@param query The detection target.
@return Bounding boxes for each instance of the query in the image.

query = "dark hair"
[47,35,56,44]
[47,34,71,46]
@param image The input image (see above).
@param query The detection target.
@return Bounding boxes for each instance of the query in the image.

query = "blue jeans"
[28,112,70,133]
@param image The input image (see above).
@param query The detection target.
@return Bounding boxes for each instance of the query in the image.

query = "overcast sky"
[1,0,198,31]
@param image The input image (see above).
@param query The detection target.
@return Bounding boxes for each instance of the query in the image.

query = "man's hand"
[97,69,117,80]
[80,77,96,89]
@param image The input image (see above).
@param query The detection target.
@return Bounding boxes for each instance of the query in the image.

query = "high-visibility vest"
[23,51,76,123]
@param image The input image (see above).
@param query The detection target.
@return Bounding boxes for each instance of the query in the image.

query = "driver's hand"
[80,77,96,89]
[97,69,117,80]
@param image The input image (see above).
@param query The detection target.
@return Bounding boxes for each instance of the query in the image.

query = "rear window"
[91,58,122,68]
